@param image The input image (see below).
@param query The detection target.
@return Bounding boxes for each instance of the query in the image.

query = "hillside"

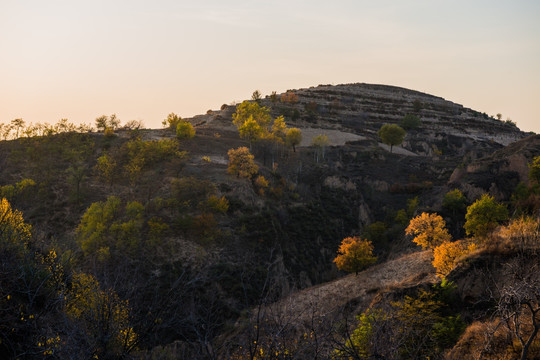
[0,83,537,359]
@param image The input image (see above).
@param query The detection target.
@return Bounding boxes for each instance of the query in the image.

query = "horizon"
[1,1,539,133]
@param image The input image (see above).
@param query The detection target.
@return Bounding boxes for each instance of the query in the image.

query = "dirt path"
[273,251,436,323]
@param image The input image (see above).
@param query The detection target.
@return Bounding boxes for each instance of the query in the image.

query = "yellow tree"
[405,212,452,250]
[286,127,302,152]
[432,240,476,277]
[333,236,377,275]
[238,116,263,150]
[227,147,259,179]
[176,120,195,139]
[0,197,32,248]
[65,273,137,357]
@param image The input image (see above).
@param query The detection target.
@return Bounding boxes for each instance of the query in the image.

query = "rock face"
[449,134,540,201]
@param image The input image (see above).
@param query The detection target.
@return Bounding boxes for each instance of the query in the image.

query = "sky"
[1,0,539,133]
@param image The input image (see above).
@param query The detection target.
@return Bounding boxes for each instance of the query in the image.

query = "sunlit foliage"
[406,212,452,250]
[333,236,377,275]
[227,147,259,179]
[464,194,508,239]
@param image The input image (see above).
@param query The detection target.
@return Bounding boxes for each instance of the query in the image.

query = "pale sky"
[1,0,539,133]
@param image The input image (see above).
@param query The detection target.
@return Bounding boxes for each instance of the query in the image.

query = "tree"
[0,198,32,247]
[377,124,406,153]
[464,194,508,239]
[163,112,183,129]
[233,101,272,129]
[286,128,302,152]
[95,114,120,132]
[432,240,476,277]
[227,147,258,179]
[529,156,540,184]
[443,189,467,216]
[176,120,195,139]
[312,134,329,162]
[405,212,452,250]
[11,118,25,138]
[94,154,117,187]
[251,90,262,103]
[238,116,263,150]
[65,273,137,358]
[400,114,421,130]
[333,236,377,275]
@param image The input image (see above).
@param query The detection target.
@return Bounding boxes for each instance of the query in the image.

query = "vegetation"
[227,147,258,178]
[405,212,452,250]
[378,124,406,153]
[333,236,377,275]
[464,194,508,239]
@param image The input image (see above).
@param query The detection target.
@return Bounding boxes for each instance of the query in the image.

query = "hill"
[0,83,537,359]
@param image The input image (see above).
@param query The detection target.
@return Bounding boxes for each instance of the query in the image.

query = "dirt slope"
[272,250,436,324]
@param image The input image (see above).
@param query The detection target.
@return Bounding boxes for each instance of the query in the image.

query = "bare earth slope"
[272,250,436,324]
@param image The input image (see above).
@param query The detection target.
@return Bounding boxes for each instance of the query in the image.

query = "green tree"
[400,114,421,130]
[227,147,258,179]
[95,154,117,186]
[176,120,195,139]
[443,189,467,216]
[405,212,452,250]
[464,194,508,239]
[377,124,406,153]
[333,236,377,275]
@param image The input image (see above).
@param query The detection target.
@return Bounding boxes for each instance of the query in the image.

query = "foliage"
[464,193,508,239]
[162,112,183,129]
[443,189,467,215]
[95,154,117,186]
[406,212,452,250]
[333,236,376,275]
[498,216,540,249]
[338,289,465,359]
[400,114,421,130]
[176,120,195,139]
[377,124,406,153]
[227,147,259,179]
[285,127,302,152]
[432,240,477,277]
[312,134,329,162]
[529,155,540,184]
[76,196,145,259]
[65,273,137,357]
[95,114,120,131]
[0,178,36,201]
[238,116,263,149]
[0,197,32,248]
[254,175,269,196]
[233,101,272,129]
[251,90,262,103]
[280,91,298,104]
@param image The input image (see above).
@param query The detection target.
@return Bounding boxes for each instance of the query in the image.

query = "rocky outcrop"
[448,134,540,201]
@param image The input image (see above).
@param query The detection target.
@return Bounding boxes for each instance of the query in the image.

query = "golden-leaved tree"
[406,212,452,250]
[333,236,377,275]
[227,147,258,179]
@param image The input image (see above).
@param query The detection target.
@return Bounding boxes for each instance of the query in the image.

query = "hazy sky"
[1,0,539,132]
